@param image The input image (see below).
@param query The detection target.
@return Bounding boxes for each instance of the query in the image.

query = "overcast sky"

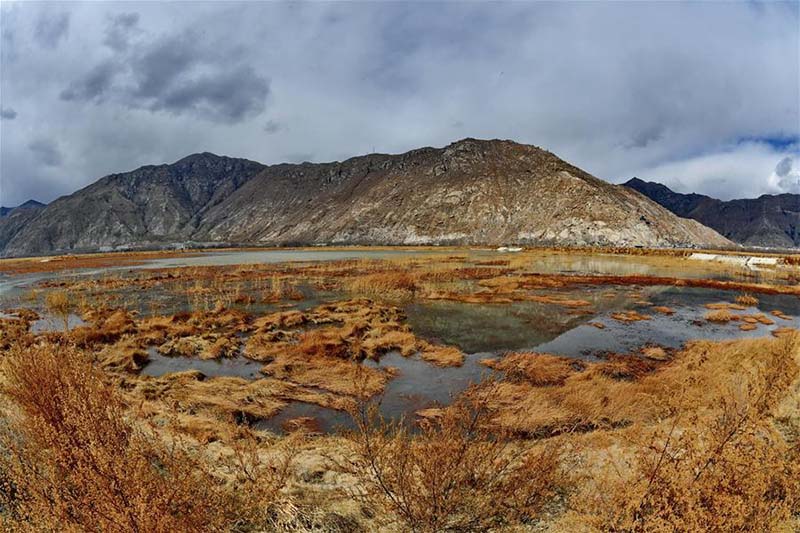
[1,1,798,206]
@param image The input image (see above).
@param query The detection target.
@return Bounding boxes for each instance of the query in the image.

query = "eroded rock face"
[2,153,265,257]
[2,140,730,257]
[625,178,800,248]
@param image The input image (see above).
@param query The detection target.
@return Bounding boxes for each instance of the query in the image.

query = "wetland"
[1,246,799,531]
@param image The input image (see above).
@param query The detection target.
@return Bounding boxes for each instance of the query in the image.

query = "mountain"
[625,178,800,248]
[0,200,47,252]
[1,154,265,257]
[1,140,730,257]
[0,199,45,217]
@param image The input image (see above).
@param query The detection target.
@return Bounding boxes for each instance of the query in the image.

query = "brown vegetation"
[44,290,72,331]
[611,310,652,322]
[651,305,675,315]
[735,293,759,306]
[343,395,564,532]
[0,342,294,532]
[460,333,800,530]
[705,309,736,323]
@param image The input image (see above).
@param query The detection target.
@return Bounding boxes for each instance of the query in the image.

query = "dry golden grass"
[484,352,581,386]
[705,308,737,323]
[611,310,652,322]
[571,333,800,531]
[44,290,72,331]
[735,293,759,306]
[773,309,794,321]
[344,271,419,301]
[0,342,292,532]
[651,305,675,315]
[2,247,799,530]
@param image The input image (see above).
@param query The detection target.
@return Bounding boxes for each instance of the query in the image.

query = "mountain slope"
[2,154,265,257]
[625,178,800,248]
[1,140,731,257]
[195,139,728,248]
[0,200,47,251]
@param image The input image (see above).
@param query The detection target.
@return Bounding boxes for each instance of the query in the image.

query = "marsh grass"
[705,308,736,323]
[735,293,759,306]
[344,271,418,302]
[44,290,72,331]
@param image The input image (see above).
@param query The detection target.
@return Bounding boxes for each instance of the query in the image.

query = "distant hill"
[625,178,799,248]
[0,199,45,217]
[0,140,731,257]
[0,199,47,252]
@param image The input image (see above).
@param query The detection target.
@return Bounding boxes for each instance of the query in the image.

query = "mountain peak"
[0,199,46,218]
[17,199,45,209]
[174,152,227,165]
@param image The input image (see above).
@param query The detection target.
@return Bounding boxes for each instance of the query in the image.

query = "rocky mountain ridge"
[624,178,799,248]
[0,139,731,257]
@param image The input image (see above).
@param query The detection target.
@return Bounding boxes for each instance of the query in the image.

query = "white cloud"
[629,141,800,200]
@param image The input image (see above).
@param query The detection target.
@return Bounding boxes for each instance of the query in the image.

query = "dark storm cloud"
[0,108,16,120]
[153,66,270,122]
[60,61,119,103]
[103,12,140,52]
[131,31,201,99]
[33,11,69,49]
[28,139,63,167]
[61,28,269,123]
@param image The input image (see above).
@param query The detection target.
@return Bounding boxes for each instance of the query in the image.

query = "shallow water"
[407,286,800,358]
[255,350,498,434]
[405,287,630,353]
[133,248,788,283]
[141,348,265,379]
[146,281,800,435]
[30,312,87,333]
[135,248,466,270]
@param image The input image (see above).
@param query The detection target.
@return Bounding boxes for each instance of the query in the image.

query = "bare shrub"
[219,426,301,529]
[0,342,288,532]
[342,392,564,532]
[591,417,800,532]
